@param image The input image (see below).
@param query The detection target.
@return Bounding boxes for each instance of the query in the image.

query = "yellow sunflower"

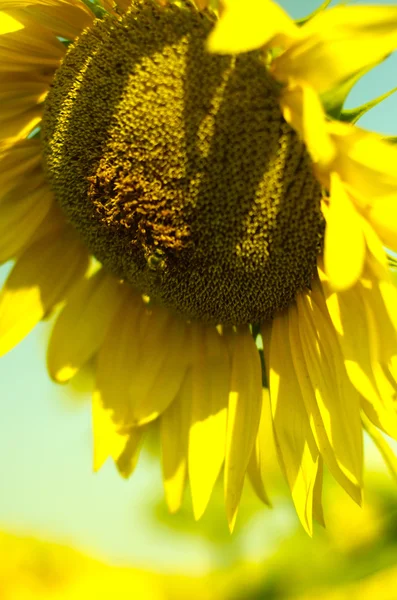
[1,0,397,534]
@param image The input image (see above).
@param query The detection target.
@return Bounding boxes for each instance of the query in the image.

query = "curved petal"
[247,388,273,508]
[47,270,126,383]
[369,197,397,254]
[280,81,336,168]
[269,309,320,535]
[161,369,192,514]
[0,177,53,263]
[324,172,366,290]
[20,1,94,40]
[224,326,262,532]
[0,228,89,357]
[188,324,230,520]
[273,6,397,94]
[0,73,49,140]
[92,292,145,470]
[207,0,299,54]
[319,264,397,439]
[116,426,145,479]
[0,11,65,73]
[0,139,41,196]
[294,288,363,502]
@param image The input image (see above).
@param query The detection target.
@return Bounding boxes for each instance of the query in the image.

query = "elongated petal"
[280,81,336,167]
[319,265,397,440]
[116,427,145,479]
[362,413,397,485]
[162,370,192,513]
[0,178,53,263]
[92,292,145,471]
[189,324,230,520]
[127,306,189,426]
[369,197,397,254]
[0,73,48,141]
[207,0,299,54]
[48,270,126,383]
[273,6,397,94]
[0,11,24,33]
[324,172,365,290]
[269,309,320,535]
[0,229,88,357]
[290,305,361,501]
[328,121,397,201]
[295,288,363,502]
[247,389,273,507]
[0,15,65,73]
[0,139,41,199]
[312,458,325,527]
[224,326,262,532]
[21,1,94,40]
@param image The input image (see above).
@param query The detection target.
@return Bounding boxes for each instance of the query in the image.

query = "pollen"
[42,0,324,325]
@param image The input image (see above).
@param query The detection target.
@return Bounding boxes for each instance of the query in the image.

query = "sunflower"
[1,0,397,534]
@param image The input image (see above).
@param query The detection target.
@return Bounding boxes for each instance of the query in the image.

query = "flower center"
[42,0,324,325]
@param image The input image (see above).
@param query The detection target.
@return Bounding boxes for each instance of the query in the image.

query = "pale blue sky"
[0,0,396,574]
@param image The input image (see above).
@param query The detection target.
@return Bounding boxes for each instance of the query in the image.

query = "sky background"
[0,0,397,576]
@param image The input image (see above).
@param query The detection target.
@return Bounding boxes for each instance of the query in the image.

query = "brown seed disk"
[42,0,324,325]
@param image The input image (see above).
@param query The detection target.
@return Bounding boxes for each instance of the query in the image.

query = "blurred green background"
[1,0,397,598]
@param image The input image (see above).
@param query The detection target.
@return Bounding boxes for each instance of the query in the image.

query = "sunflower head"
[42,0,324,325]
[2,0,397,536]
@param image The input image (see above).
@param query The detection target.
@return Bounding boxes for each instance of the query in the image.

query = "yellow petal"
[269,309,320,535]
[369,197,397,254]
[224,326,262,532]
[47,271,126,383]
[207,0,299,54]
[360,218,388,271]
[0,11,24,34]
[92,292,144,471]
[0,15,64,72]
[161,369,192,514]
[312,457,325,528]
[324,172,366,290]
[280,81,336,167]
[0,74,48,141]
[188,324,230,520]
[21,1,94,40]
[116,427,145,479]
[362,413,397,485]
[328,121,397,201]
[0,139,41,199]
[0,229,88,357]
[294,288,363,502]
[319,264,397,440]
[362,290,397,437]
[247,389,273,507]
[127,307,189,426]
[273,6,397,94]
[0,178,53,263]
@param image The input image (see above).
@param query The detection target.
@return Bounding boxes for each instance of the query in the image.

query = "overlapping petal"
[47,270,126,383]
[0,228,89,357]
[0,10,65,73]
[207,0,299,54]
[224,326,262,531]
[0,140,55,262]
[319,263,397,440]
[189,324,230,520]
[272,6,397,94]
[291,292,363,505]
[266,310,320,535]
[161,370,191,513]
[323,172,366,291]
[0,0,94,40]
